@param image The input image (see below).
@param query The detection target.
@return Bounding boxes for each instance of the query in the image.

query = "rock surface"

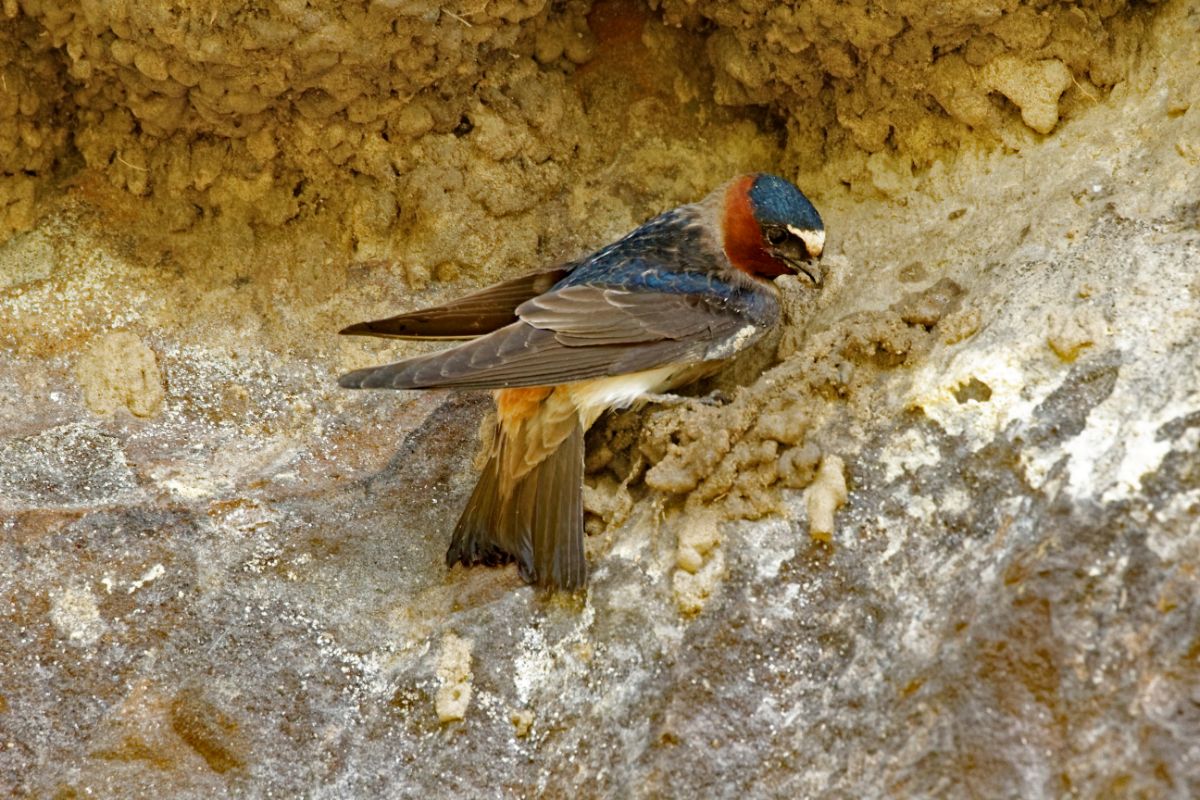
[1,0,1199,797]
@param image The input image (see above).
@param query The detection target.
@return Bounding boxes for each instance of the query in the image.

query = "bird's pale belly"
[567,362,719,429]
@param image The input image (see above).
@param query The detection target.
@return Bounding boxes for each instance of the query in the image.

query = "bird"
[338,173,825,591]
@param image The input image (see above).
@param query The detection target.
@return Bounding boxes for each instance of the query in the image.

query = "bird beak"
[779,226,825,285]
[791,261,821,286]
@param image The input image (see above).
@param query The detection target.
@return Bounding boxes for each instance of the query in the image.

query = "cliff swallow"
[339,173,825,590]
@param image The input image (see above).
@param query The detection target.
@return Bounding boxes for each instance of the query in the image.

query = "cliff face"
[2,0,1199,795]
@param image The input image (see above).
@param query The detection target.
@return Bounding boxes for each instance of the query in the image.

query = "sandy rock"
[983,55,1074,134]
[805,454,848,542]
[1,0,1199,797]
[435,633,474,723]
[77,330,165,418]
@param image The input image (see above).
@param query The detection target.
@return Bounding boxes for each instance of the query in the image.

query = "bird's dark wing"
[515,285,732,345]
[339,267,571,340]
[338,280,778,391]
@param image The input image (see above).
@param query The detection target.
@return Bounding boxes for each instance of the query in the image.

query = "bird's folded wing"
[338,267,571,340]
[516,284,727,345]
[338,283,777,390]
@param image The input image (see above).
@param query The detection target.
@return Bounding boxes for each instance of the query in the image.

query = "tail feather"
[446,445,520,568]
[446,421,586,590]
[520,419,585,589]
[533,421,585,588]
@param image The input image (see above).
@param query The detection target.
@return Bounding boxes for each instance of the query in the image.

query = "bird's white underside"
[568,365,684,427]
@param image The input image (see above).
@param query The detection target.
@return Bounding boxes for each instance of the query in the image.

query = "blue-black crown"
[747,174,823,232]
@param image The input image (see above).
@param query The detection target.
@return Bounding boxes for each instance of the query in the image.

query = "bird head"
[719,173,825,284]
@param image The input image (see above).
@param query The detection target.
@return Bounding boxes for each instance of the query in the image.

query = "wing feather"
[517,286,723,345]
[338,282,776,391]
[339,267,570,340]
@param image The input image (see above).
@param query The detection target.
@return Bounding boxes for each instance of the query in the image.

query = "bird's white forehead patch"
[787,225,825,257]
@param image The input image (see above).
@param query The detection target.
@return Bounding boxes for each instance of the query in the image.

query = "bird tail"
[447,419,587,590]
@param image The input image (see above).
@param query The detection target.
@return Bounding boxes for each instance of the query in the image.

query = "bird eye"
[765,227,787,246]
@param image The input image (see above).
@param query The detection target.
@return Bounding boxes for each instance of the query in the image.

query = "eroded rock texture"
[1,0,1199,796]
